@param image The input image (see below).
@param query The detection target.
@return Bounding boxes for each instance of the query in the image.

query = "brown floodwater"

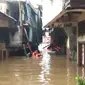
[0,52,84,85]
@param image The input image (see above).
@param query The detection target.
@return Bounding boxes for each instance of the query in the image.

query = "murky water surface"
[0,52,84,85]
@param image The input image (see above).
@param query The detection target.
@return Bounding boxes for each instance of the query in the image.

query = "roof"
[0,11,17,22]
[44,9,85,28]
[0,11,17,28]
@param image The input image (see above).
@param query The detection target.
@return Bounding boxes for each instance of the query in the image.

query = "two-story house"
[0,0,42,56]
[44,0,85,66]
[7,1,42,56]
[0,0,16,47]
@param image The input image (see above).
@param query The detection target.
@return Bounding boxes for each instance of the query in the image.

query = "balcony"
[63,0,85,9]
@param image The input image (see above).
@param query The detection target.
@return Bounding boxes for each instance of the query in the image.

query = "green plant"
[75,77,85,85]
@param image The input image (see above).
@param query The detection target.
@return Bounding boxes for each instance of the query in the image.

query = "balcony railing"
[63,0,85,9]
[62,0,70,9]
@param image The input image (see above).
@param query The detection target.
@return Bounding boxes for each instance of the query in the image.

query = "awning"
[44,9,85,28]
[0,11,17,28]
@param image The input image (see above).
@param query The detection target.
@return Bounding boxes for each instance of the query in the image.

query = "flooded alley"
[0,53,84,85]
[0,0,85,85]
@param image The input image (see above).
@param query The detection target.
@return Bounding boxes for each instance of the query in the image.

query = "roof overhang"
[0,11,17,28]
[0,11,17,22]
[44,9,85,28]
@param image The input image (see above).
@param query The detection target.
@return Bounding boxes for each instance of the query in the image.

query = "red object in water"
[32,51,41,57]
[36,53,41,57]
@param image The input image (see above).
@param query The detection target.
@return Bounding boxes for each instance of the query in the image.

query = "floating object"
[32,50,41,58]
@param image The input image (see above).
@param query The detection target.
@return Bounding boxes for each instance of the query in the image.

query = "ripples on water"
[0,52,84,85]
[39,52,51,85]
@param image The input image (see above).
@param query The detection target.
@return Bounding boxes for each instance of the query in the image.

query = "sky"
[29,0,63,27]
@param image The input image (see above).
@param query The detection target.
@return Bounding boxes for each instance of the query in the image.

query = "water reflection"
[77,66,85,78]
[39,52,51,85]
[82,67,85,78]
[66,59,71,85]
[0,54,85,85]
[66,59,85,85]
[66,67,70,84]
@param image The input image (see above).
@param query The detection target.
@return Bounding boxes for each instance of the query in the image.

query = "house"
[0,0,42,56]
[63,0,85,9]
[7,1,42,55]
[44,0,85,66]
[0,1,17,46]
[35,5,42,45]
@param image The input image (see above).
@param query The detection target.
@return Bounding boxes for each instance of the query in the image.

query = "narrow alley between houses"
[0,0,85,85]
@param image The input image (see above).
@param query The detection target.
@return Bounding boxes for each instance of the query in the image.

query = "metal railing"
[62,0,70,9]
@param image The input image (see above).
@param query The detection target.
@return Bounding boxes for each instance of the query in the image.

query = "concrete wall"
[65,26,77,60]
[9,27,22,47]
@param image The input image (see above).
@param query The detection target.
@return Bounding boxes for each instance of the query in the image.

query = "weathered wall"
[65,26,77,59]
[7,2,19,21]
[0,19,8,27]
[9,27,22,47]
